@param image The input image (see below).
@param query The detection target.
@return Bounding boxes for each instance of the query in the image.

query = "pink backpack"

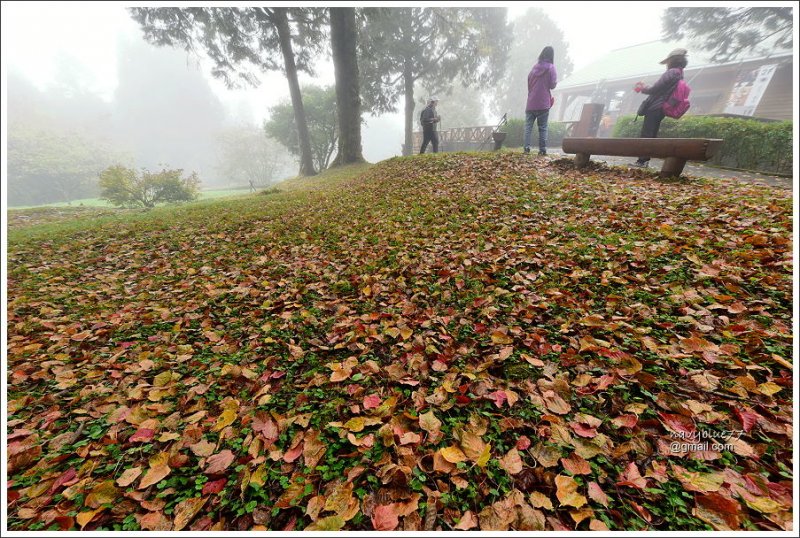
[663,78,691,119]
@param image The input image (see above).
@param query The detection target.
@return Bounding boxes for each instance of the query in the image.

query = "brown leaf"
[499,448,523,475]
[76,507,105,529]
[560,452,591,475]
[454,510,478,530]
[303,429,326,470]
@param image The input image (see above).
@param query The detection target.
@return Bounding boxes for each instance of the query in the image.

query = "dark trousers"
[420,127,439,153]
[637,109,665,163]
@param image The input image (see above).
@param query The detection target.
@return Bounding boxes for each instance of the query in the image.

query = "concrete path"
[545,149,793,190]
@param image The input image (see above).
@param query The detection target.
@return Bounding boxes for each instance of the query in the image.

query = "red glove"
[634,82,645,93]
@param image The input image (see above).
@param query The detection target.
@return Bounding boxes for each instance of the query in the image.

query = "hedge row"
[504,118,567,149]
[612,115,792,176]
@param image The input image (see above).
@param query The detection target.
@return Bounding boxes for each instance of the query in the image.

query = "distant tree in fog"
[359,7,512,155]
[130,7,327,177]
[215,126,295,187]
[662,7,793,63]
[490,7,573,120]
[414,81,486,128]
[6,71,121,206]
[265,85,339,172]
[112,37,226,186]
[7,128,118,206]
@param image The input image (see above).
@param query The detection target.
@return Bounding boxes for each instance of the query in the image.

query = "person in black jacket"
[419,97,441,154]
[631,48,688,167]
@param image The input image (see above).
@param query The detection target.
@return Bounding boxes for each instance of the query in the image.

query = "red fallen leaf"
[657,412,696,436]
[201,478,227,495]
[616,462,648,490]
[284,440,304,463]
[8,489,20,504]
[204,450,235,474]
[561,452,591,475]
[129,428,155,443]
[629,500,652,523]
[455,394,472,405]
[569,422,598,438]
[371,504,400,531]
[48,468,78,494]
[8,429,34,441]
[694,492,742,530]
[734,406,760,434]
[587,482,609,507]
[363,394,382,409]
[252,412,279,444]
[487,390,508,408]
[516,436,531,450]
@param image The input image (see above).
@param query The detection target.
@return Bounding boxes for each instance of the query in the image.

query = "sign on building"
[723,64,777,116]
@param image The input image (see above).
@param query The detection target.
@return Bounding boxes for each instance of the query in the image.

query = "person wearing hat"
[419,96,442,153]
[630,48,688,167]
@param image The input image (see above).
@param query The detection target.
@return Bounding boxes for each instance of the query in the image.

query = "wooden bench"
[562,137,724,177]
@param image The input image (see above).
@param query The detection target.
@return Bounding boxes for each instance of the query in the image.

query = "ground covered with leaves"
[6,153,793,531]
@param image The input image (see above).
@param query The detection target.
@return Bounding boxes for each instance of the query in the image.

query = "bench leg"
[660,157,687,178]
[574,153,590,169]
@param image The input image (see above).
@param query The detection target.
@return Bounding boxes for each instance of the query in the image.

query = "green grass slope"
[6,153,792,531]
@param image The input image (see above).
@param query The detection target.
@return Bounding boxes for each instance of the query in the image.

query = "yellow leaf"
[344,417,366,432]
[306,515,345,531]
[76,507,105,529]
[529,491,553,510]
[439,446,468,463]
[172,496,207,531]
[490,330,513,345]
[138,452,171,490]
[212,408,237,432]
[475,443,491,468]
[85,480,118,508]
[757,382,782,396]
[744,496,782,514]
[555,475,587,508]
[399,325,413,340]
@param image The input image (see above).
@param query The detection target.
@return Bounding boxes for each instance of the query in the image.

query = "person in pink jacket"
[524,46,558,156]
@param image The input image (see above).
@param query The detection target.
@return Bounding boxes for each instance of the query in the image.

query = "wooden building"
[551,40,793,135]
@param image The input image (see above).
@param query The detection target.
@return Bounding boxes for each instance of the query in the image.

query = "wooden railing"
[407,126,497,154]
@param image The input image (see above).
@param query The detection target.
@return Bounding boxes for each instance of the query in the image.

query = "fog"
[3,2,669,207]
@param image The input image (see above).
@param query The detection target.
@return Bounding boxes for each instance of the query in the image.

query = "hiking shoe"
[538,150,547,156]
[523,147,531,154]
[630,160,649,168]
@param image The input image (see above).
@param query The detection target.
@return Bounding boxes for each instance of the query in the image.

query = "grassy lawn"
[6,154,792,531]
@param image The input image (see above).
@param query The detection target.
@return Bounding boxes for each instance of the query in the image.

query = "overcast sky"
[2,1,695,160]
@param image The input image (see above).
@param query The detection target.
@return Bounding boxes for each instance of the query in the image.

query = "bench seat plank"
[562,137,723,177]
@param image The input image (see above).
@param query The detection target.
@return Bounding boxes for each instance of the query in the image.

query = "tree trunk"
[403,62,415,156]
[329,7,365,167]
[274,8,317,177]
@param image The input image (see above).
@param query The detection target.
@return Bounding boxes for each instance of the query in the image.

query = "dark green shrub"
[505,118,567,149]
[612,115,792,175]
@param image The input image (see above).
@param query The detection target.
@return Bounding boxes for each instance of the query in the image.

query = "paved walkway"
[546,149,793,190]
